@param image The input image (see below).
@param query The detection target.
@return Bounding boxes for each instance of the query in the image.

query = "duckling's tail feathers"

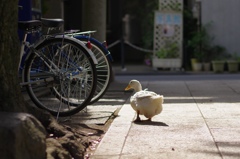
[152,95,164,104]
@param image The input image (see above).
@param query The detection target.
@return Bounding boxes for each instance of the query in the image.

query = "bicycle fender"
[74,35,113,62]
[54,35,98,65]
[28,35,98,65]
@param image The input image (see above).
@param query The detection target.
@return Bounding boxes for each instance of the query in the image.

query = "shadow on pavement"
[133,120,169,127]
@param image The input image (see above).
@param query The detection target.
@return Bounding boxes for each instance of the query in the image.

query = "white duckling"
[125,80,164,122]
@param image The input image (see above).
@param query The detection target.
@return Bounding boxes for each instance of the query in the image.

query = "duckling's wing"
[134,93,152,99]
[135,91,158,99]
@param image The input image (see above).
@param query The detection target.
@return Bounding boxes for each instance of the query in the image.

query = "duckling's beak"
[125,85,131,91]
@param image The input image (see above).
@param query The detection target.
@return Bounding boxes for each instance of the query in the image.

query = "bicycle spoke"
[24,37,97,116]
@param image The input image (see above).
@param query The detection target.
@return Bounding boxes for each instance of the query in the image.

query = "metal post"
[120,0,126,71]
[121,37,126,71]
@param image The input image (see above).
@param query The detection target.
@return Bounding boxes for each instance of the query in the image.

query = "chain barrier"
[108,39,153,53]
[124,41,153,53]
[107,40,121,48]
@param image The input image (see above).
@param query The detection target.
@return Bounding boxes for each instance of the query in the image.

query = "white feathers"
[125,80,164,121]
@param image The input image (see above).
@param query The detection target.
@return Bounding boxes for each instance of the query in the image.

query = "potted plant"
[191,56,202,71]
[187,24,214,71]
[227,60,238,73]
[211,45,227,73]
[144,54,152,66]
[153,41,181,69]
[155,41,179,59]
[201,44,214,71]
[226,53,239,73]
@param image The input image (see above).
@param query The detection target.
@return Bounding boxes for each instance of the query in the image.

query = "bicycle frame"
[19,31,98,87]
[18,10,99,117]
[66,31,113,62]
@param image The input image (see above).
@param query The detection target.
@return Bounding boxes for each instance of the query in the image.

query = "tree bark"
[0,0,26,112]
[0,2,103,158]
[0,0,62,125]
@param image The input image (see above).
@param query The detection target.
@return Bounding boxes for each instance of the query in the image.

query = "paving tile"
[198,103,240,119]
[121,118,221,159]
[92,74,240,159]
[217,142,240,159]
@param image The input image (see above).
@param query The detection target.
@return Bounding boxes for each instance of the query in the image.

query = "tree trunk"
[0,0,63,124]
[0,1,102,158]
[0,0,26,112]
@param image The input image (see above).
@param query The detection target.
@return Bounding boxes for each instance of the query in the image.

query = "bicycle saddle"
[41,18,64,28]
[18,20,42,31]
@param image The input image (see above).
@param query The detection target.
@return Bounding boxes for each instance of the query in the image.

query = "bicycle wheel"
[24,37,97,116]
[74,35,113,104]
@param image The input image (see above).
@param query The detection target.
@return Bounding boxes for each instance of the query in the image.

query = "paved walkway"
[92,70,240,159]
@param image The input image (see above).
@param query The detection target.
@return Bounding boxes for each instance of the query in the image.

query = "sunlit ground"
[92,75,240,158]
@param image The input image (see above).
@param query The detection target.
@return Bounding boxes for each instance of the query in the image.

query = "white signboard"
[155,12,182,25]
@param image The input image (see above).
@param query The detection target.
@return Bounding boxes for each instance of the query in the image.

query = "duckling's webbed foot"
[134,111,141,122]
[147,118,152,121]
[134,116,141,122]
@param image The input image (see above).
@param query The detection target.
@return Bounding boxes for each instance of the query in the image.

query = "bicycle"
[18,18,98,117]
[68,31,113,104]
[41,18,113,105]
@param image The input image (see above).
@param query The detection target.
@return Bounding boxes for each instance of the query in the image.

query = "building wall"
[42,0,63,19]
[201,0,240,55]
[64,1,82,30]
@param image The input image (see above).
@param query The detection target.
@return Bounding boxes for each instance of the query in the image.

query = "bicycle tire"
[74,35,113,104]
[24,37,97,116]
